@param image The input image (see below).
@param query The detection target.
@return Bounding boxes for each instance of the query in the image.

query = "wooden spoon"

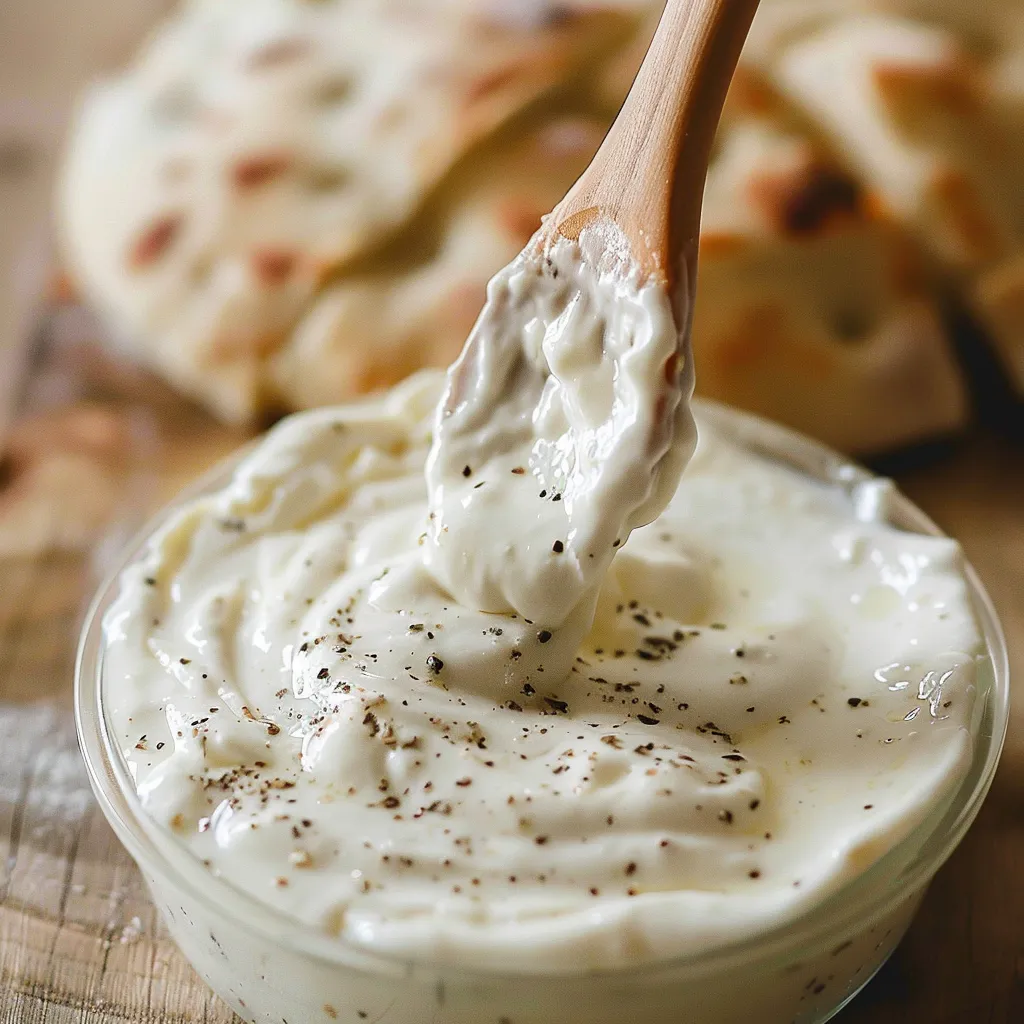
[425,0,761,625]
[550,0,760,308]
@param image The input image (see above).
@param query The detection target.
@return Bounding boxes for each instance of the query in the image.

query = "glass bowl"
[75,399,1009,1024]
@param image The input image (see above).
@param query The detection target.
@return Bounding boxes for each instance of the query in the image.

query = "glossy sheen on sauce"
[103,372,982,971]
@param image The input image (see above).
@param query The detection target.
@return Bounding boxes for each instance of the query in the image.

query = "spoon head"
[424,217,695,627]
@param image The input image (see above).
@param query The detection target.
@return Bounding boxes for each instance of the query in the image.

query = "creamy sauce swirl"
[104,368,982,969]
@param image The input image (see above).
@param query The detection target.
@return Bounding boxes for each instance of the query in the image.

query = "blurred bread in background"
[56,0,1024,453]
[695,70,967,453]
[0,403,137,557]
[58,0,632,421]
[769,5,1024,400]
[268,117,610,409]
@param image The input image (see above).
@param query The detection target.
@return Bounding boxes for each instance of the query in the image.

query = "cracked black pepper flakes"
[426,655,444,673]
[537,630,552,643]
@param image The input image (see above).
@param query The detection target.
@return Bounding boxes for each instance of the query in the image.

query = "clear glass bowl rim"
[75,396,1010,984]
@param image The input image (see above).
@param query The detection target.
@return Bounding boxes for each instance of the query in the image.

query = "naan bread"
[764,8,1024,398]
[695,83,967,454]
[58,0,633,420]
[269,118,607,409]
[58,0,1024,447]
[770,14,1023,274]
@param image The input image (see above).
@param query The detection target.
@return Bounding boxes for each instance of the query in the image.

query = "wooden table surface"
[0,4,1021,1022]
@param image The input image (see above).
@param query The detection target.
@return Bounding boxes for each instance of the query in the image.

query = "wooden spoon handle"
[551,0,760,293]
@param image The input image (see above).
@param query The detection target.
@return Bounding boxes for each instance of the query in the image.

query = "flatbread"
[695,100,968,454]
[770,14,1024,274]
[762,8,1024,403]
[58,0,633,421]
[59,0,1024,451]
[969,34,1024,396]
[269,118,607,408]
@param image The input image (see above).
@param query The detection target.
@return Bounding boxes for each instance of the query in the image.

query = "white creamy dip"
[425,224,694,633]
[104,375,982,971]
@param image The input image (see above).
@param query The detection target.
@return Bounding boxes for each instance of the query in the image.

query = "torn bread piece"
[269,118,607,408]
[58,0,633,422]
[694,101,967,454]
[770,13,1023,275]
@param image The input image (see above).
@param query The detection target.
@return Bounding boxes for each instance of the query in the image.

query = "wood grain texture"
[0,555,236,1024]
[0,300,246,1024]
